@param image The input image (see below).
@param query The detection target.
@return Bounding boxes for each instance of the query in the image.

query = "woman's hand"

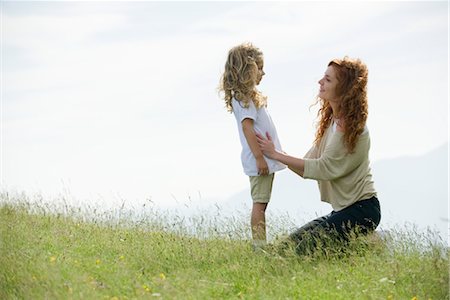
[256,132,277,159]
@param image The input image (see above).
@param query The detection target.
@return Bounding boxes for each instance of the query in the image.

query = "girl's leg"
[251,202,268,244]
[249,174,274,248]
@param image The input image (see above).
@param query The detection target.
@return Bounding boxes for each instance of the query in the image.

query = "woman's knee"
[292,226,342,256]
[289,215,330,243]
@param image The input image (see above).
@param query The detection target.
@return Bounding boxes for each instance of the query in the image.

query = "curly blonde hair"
[314,57,369,153]
[219,42,267,112]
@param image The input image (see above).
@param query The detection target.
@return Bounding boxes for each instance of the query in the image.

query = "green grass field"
[0,196,448,299]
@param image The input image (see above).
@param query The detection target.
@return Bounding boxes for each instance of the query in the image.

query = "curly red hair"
[314,57,369,153]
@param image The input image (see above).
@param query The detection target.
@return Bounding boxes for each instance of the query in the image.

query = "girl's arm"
[256,132,305,177]
[242,118,269,176]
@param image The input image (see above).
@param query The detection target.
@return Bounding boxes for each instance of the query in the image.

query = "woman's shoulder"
[329,125,371,150]
[335,124,370,137]
[360,125,370,136]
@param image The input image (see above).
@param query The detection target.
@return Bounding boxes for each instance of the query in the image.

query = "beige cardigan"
[303,125,377,212]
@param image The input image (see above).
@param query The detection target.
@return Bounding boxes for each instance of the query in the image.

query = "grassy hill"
[0,198,448,299]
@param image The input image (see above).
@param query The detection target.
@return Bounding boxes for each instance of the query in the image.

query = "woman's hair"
[314,56,369,153]
[219,42,267,112]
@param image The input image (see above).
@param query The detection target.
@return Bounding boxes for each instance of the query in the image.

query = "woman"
[256,57,381,255]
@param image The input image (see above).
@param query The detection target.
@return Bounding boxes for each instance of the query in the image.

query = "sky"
[1,2,448,222]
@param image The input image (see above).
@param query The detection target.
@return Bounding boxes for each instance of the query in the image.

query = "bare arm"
[256,132,305,177]
[288,165,304,177]
[271,149,305,177]
[242,118,269,176]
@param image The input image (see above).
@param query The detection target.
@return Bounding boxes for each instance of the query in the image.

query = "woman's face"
[318,65,339,102]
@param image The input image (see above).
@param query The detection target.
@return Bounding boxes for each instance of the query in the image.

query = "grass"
[0,193,448,299]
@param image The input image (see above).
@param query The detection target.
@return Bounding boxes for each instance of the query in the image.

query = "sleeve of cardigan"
[304,145,317,159]
[303,133,369,181]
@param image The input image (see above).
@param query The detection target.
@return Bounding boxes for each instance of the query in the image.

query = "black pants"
[289,196,381,255]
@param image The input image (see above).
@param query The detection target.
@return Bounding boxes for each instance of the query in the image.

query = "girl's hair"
[219,42,267,112]
[314,56,369,153]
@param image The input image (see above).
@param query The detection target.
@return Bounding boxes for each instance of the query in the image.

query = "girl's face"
[318,65,339,102]
[255,59,265,85]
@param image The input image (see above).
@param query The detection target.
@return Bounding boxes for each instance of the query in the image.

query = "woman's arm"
[256,132,305,177]
[288,165,304,177]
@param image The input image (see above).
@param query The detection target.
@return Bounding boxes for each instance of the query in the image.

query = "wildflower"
[142,284,151,292]
[411,297,418,300]
[49,256,57,263]
[119,255,125,261]
[96,259,101,265]
[159,273,166,280]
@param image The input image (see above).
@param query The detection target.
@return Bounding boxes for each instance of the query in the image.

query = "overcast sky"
[2,2,448,214]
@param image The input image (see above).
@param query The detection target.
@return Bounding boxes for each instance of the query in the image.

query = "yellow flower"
[411,297,418,300]
[159,273,166,280]
[119,255,125,261]
[387,295,393,300]
[49,256,57,263]
[96,259,101,265]
[142,284,151,292]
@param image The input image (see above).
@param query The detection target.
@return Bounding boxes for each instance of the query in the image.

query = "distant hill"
[217,142,448,241]
[371,143,448,239]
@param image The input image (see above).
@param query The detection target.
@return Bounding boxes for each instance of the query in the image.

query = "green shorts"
[249,173,275,203]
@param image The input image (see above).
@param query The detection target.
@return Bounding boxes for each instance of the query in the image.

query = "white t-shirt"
[232,98,286,176]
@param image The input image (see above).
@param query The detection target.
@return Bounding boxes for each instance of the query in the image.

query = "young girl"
[219,42,286,250]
